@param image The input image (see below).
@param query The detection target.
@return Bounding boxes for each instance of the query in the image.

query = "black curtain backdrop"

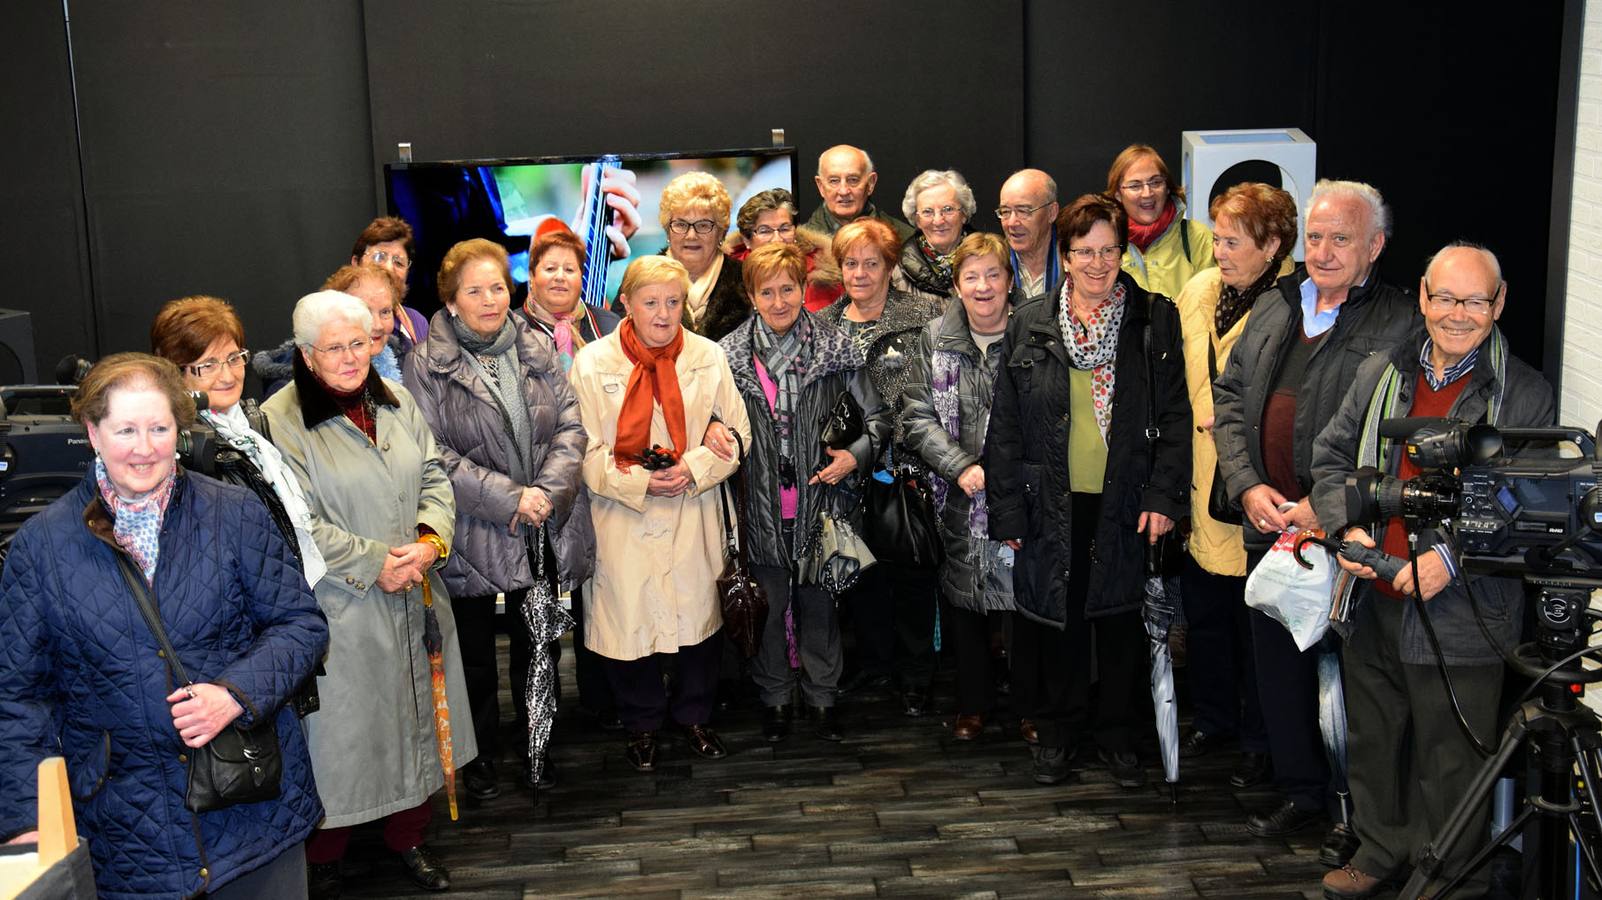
[0,0,1575,379]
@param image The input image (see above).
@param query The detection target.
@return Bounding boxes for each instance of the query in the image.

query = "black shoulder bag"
[114,555,283,813]
[1204,339,1244,526]
[1141,301,1186,577]
[716,430,769,658]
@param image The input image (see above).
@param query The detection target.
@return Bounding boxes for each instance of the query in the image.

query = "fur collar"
[291,350,400,430]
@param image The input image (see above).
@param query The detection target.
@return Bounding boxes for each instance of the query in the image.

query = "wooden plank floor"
[334,632,1351,899]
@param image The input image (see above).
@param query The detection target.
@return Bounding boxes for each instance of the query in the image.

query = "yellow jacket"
[1174,260,1294,576]
[1122,203,1215,299]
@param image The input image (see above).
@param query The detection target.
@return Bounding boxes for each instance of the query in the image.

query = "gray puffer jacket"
[1311,328,1554,665]
[1213,265,1418,549]
[900,300,1014,613]
[719,313,890,571]
[818,290,943,468]
[404,312,590,595]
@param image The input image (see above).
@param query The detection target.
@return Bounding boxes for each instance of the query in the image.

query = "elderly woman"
[262,290,469,896]
[1106,144,1215,299]
[150,295,327,586]
[619,171,748,341]
[819,218,944,716]
[985,194,1191,789]
[719,243,887,742]
[350,215,429,346]
[519,228,622,372]
[517,226,623,731]
[1172,183,1299,789]
[406,238,586,804]
[325,264,409,381]
[570,255,750,771]
[892,169,977,305]
[0,354,327,898]
[901,233,1019,741]
[723,188,843,312]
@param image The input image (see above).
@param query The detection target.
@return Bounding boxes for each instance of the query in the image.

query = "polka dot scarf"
[1058,280,1128,442]
[95,457,176,584]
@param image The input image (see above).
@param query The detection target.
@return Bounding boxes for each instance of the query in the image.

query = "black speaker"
[0,310,38,385]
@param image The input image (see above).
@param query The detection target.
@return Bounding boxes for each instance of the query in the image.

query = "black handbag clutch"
[862,470,944,568]
[820,390,865,451]
[715,432,769,657]
[115,555,284,813]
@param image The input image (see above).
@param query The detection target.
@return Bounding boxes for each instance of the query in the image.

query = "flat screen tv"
[384,147,797,316]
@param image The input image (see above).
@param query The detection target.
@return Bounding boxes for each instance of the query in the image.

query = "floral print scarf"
[1057,279,1128,442]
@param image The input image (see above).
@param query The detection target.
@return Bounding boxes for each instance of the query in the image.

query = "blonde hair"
[950,233,1014,284]
[657,171,732,232]
[618,254,691,301]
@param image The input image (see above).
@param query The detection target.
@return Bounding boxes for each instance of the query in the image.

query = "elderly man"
[805,144,914,242]
[1308,243,1552,898]
[1212,180,1418,854]
[996,168,1062,304]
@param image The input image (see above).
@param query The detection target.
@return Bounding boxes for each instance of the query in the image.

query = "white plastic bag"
[1245,529,1336,651]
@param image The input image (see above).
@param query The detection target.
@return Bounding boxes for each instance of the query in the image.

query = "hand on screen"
[575,166,642,261]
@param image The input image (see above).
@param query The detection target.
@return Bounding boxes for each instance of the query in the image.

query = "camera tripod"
[1400,582,1602,899]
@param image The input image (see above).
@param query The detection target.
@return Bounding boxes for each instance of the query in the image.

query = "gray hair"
[902,169,978,222]
[292,290,374,348]
[1309,178,1392,239]
[1424,241,1503,286]
[817,144,875,176]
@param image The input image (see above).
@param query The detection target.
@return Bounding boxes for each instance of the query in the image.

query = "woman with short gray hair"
[263,289,471,897]
[893,169,977,305]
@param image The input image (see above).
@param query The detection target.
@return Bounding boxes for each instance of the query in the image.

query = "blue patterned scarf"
[95,458,177,584]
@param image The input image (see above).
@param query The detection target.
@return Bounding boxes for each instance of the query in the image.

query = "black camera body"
[0,386,96,546]
[1345,417,1602,579]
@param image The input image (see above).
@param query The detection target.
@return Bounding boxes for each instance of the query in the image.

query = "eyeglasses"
[752,223,795,239]
[668,218,718,235]
[917,204,961,222]
[1424,282,1500,316]
[1119,176,1167,195]
[367,249,410,270]
[184,350,250,379]
[311,337,373,358]
[995,203,1051,221]
[1066,245,1122,263]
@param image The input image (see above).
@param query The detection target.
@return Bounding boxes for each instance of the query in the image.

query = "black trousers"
[1344,587,1501,885]
[602,629,723,732]
[945,602,996,715]
[1247,547,1333,811]
[454,588,535,762]
[844,559,939,690]
[1013,492,1149,753]
[1180,557,1266,751]
[566,583,616,717]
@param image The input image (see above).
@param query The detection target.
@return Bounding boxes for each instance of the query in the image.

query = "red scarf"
[614,319,688,469]
[1126,200,1177,253]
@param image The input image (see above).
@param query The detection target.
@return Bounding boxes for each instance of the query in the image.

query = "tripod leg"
[1424,805,1536,900]
[1568,812,1602,891]
[1399,714,1529,899]
[1571,733,1602,853]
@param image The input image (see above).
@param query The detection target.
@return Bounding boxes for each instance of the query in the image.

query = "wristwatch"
[418,532,450,569]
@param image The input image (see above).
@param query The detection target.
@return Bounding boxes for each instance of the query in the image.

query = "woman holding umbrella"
[263,289,470,897]
[407,238,587,803]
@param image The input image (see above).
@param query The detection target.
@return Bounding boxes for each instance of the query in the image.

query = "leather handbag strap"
[113,554,195,688]
[718,429,751,565]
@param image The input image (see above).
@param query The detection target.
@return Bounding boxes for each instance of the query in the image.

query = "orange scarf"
[614,319,688,469]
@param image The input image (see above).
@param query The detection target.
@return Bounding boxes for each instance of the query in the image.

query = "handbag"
[820,389,865,451]
[114,555,283,813]
[1204,339,1243,526]
[862,467,944,567]
[800,505,877,594]
[715,431,769,658]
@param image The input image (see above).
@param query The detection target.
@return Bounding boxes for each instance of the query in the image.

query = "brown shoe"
[1020,719,1039,746]
[1321,864,1386,899]
[952,714,984,741]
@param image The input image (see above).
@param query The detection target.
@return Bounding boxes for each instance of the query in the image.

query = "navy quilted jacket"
[0,470,328,899]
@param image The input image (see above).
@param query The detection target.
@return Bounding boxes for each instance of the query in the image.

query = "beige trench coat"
[262,370,475,828]
[569,329,751,661]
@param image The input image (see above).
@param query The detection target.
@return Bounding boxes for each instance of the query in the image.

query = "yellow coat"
[1174,261,1294,576]
[1122,205,1216,300]
[569,328,752,661]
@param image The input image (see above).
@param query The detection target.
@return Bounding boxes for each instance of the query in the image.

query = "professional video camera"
[1341,416,1602,899]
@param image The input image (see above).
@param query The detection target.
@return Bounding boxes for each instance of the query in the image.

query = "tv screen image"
[385,148,796,316]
